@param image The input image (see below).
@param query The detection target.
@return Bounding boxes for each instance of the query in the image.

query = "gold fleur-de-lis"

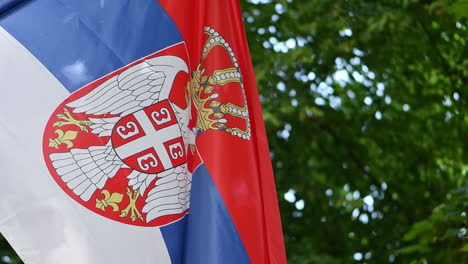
[48,129,78,149]
[95,190,124,211]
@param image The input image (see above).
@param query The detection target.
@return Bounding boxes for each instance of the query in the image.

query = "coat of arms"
[42,27,251,227]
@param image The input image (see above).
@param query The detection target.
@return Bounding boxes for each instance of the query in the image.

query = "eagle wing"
[49,55,189,203]
[126,164,191,223]
[125,100,195,223]
[66,55,188,137]
[143,164,191,222]
[49,142,122,202]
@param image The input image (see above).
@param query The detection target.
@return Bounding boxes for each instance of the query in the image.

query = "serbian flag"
[0,0,286,263]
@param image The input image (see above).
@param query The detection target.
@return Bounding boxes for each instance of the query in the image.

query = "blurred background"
[1,0,468,263]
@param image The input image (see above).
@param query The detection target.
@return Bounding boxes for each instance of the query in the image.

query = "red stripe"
[158,1,287,263]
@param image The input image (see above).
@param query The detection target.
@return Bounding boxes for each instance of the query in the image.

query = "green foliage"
[448,0,468,19]
[400,186,468,263]
[240,0,467,263]
[0,235,21,264]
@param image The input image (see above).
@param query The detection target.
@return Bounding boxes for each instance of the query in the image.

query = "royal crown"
[187,27,251,140]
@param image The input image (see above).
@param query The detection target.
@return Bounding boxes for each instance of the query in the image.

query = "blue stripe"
[160,216,187,264]
[0,0,182,92]
[0,0,29,16]
[160,165,251,264]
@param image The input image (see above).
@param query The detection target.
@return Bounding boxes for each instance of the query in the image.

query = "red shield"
[42,43,191,227]
[111,100,186,174]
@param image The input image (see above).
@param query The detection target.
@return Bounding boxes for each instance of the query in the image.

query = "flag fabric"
[0,1,286,263]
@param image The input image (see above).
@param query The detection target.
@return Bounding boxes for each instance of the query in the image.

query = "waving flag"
[0,1,286,263]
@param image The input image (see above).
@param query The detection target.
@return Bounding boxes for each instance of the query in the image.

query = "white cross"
[115,108,182,170]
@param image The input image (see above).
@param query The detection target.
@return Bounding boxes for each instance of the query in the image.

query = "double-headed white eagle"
[48,55,194,223]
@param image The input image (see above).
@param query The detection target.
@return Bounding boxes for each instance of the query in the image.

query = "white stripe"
[0,27,172,264]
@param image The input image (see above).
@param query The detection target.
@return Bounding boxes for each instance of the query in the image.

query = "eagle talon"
[53,108,92,132]
[119,188,143,222]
